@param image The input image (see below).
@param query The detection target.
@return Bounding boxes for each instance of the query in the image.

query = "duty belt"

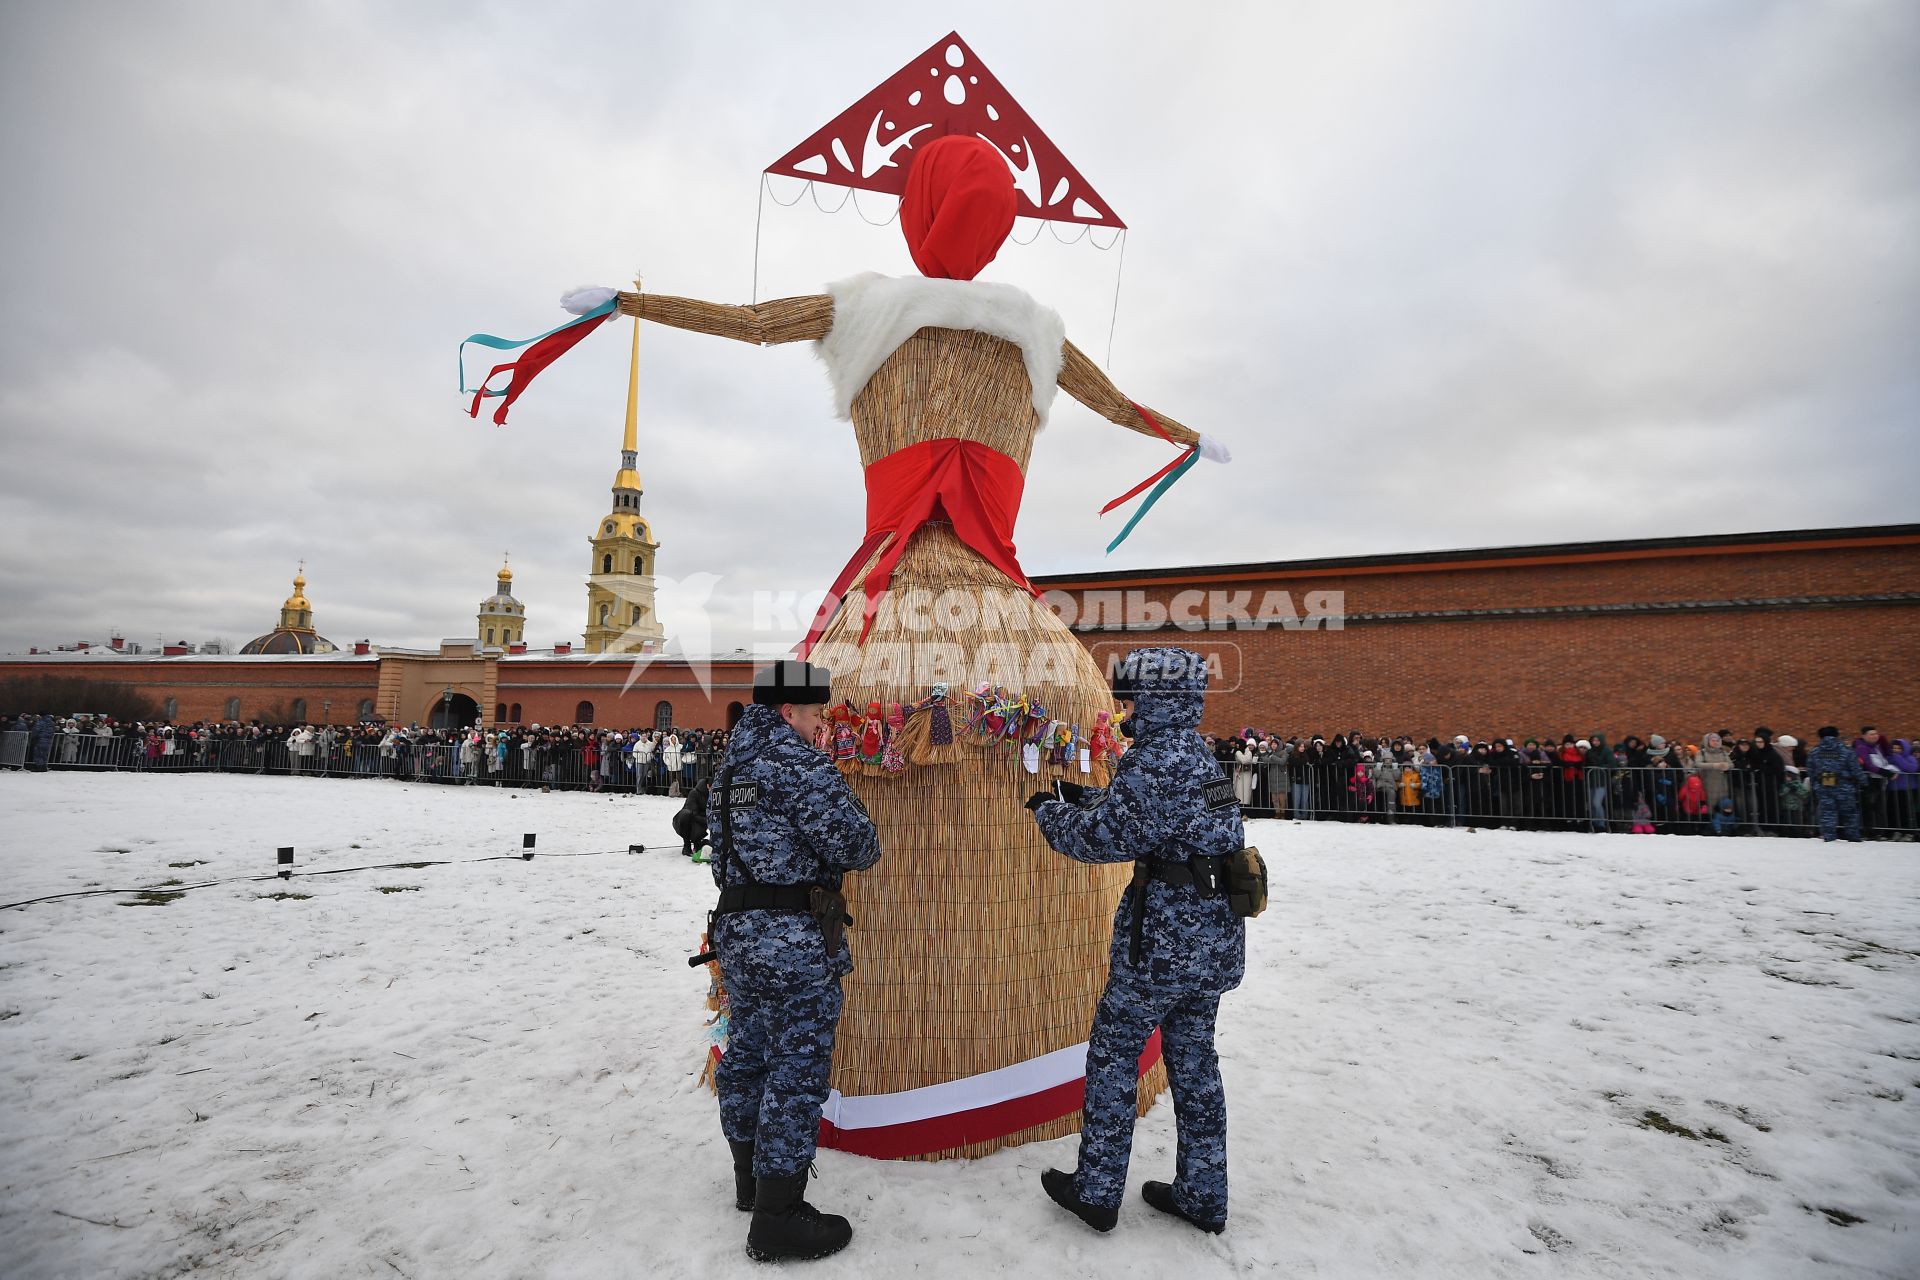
[1128,853,1229,965]
[714,883,821,915]
[686,762,852,968]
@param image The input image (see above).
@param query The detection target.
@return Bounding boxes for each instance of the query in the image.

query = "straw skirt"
[809,521,1168,1159]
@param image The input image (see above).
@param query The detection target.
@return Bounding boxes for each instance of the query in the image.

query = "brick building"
[4,525,1914,738]
[1033,524,1920,740]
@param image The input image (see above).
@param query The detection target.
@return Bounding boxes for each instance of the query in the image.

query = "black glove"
[1054,781,1091,805]
[1024,791,1053,812]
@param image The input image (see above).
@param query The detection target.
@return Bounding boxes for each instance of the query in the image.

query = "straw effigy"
[618,289,1204,1158]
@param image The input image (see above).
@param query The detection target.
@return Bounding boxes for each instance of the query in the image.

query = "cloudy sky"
[1,0,1913,656]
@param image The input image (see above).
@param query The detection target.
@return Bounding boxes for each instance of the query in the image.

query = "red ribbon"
[799,438,1036,655]
[467,310,616,427]
[1100,399,1196,514]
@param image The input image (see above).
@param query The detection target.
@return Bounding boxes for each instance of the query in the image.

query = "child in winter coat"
[1710,796,1739,836]
[1677,773,1709,834]
[1631,798,1656,834]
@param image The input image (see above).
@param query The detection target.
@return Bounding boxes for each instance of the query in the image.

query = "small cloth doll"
[858,701,885,763]
[900,684,963,766]
[1022,702,1051,749]
[926,684,955,749]
[978,685,1012,742]
[831,704,860,774]
[1088,711,1118,763]
[1047,720,1073,768]
[880,703,908,774]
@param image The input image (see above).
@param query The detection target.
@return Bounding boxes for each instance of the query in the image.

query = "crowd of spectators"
[1207,726,1918,839]
[1,713,728,795]
[8,710,1916,839]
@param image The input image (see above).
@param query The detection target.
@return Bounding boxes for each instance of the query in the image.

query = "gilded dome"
[245,569,332,653]
[240,629,337,655]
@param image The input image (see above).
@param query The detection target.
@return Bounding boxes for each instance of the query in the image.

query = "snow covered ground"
[1,772,1915,1280]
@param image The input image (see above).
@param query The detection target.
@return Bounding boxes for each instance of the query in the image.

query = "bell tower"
[478,557,524,651]
[585,305,665,654]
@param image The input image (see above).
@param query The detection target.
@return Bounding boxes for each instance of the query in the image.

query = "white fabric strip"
[816,273,1066,423]
[821,1040,1090,1131]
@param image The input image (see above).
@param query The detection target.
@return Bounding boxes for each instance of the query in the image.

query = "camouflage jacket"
[1033,651,1247,992]
[1806,738,1866,791]
[707,703,881,980]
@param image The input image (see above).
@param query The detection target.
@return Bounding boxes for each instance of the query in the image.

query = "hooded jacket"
[1033,647,1246,992]
[1889,740,1918,792]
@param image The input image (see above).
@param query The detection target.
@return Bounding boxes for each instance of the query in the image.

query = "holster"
[1128,862,1149,967]
[809,885,853,957]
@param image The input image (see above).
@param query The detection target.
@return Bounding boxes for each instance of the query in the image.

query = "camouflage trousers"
[1815,789,1861,840]
[1074,972,1229,1226]
[715,944,843,1179]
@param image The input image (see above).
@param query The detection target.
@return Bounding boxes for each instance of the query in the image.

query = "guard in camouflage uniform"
[705,660,880,1262]
[1807,726,1866,842]
[1026,646,1247,1235]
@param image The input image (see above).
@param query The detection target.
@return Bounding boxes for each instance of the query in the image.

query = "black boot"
[1041,1167,1116,1232]
[728,1139,755,1213]
[1141,1180,1225,1234]
[746,1174,851,1262]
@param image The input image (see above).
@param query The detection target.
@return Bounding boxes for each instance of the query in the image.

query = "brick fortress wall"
[5,528,1914,737]
[1034,528,1920,742]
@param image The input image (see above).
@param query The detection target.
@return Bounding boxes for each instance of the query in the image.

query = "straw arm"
[615,292,835,345]
[1057,340,1199,448]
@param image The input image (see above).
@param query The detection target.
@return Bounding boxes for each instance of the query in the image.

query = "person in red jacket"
[1677,771,1710,835]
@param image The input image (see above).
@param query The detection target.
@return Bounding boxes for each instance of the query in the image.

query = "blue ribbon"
[458,299,618,397]
[1105,448,1199,554]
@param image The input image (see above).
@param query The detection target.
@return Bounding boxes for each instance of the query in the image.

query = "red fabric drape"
[467,311,616,427]
[899,136,1017,281]
[799,438,1036,656]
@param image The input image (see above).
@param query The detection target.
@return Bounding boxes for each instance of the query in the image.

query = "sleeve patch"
[1202,777,1237,811]
[724,781,763,811]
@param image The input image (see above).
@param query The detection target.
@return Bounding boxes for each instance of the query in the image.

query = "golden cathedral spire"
[585,279,664,655]
[613,275,643,494]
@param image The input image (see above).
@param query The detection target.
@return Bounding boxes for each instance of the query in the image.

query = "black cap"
[1818,726,1840,739]
[752,660,833,707]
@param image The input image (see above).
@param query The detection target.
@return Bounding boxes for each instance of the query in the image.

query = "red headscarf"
[899,136,1017,280]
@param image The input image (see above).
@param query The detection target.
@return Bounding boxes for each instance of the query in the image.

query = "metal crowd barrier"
[1,729,722,798]
[1232,761,1906,838]
[14,733,1893,839]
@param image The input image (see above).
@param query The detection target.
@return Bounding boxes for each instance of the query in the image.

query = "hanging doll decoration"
[830,704,860,775]
[1048,720,1074,769]
[857,700,886,766]
[880,702,908,774]
[897,683,964,767]
[1088,711,1119,764]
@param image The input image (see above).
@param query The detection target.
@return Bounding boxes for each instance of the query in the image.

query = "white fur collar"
[815,273,1065,422]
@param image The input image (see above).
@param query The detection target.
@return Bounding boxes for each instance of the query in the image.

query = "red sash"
[800,438,1036,655]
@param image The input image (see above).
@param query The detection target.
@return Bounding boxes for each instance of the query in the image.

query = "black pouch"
[809,885,853,956]
[1226,846,1268,919]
